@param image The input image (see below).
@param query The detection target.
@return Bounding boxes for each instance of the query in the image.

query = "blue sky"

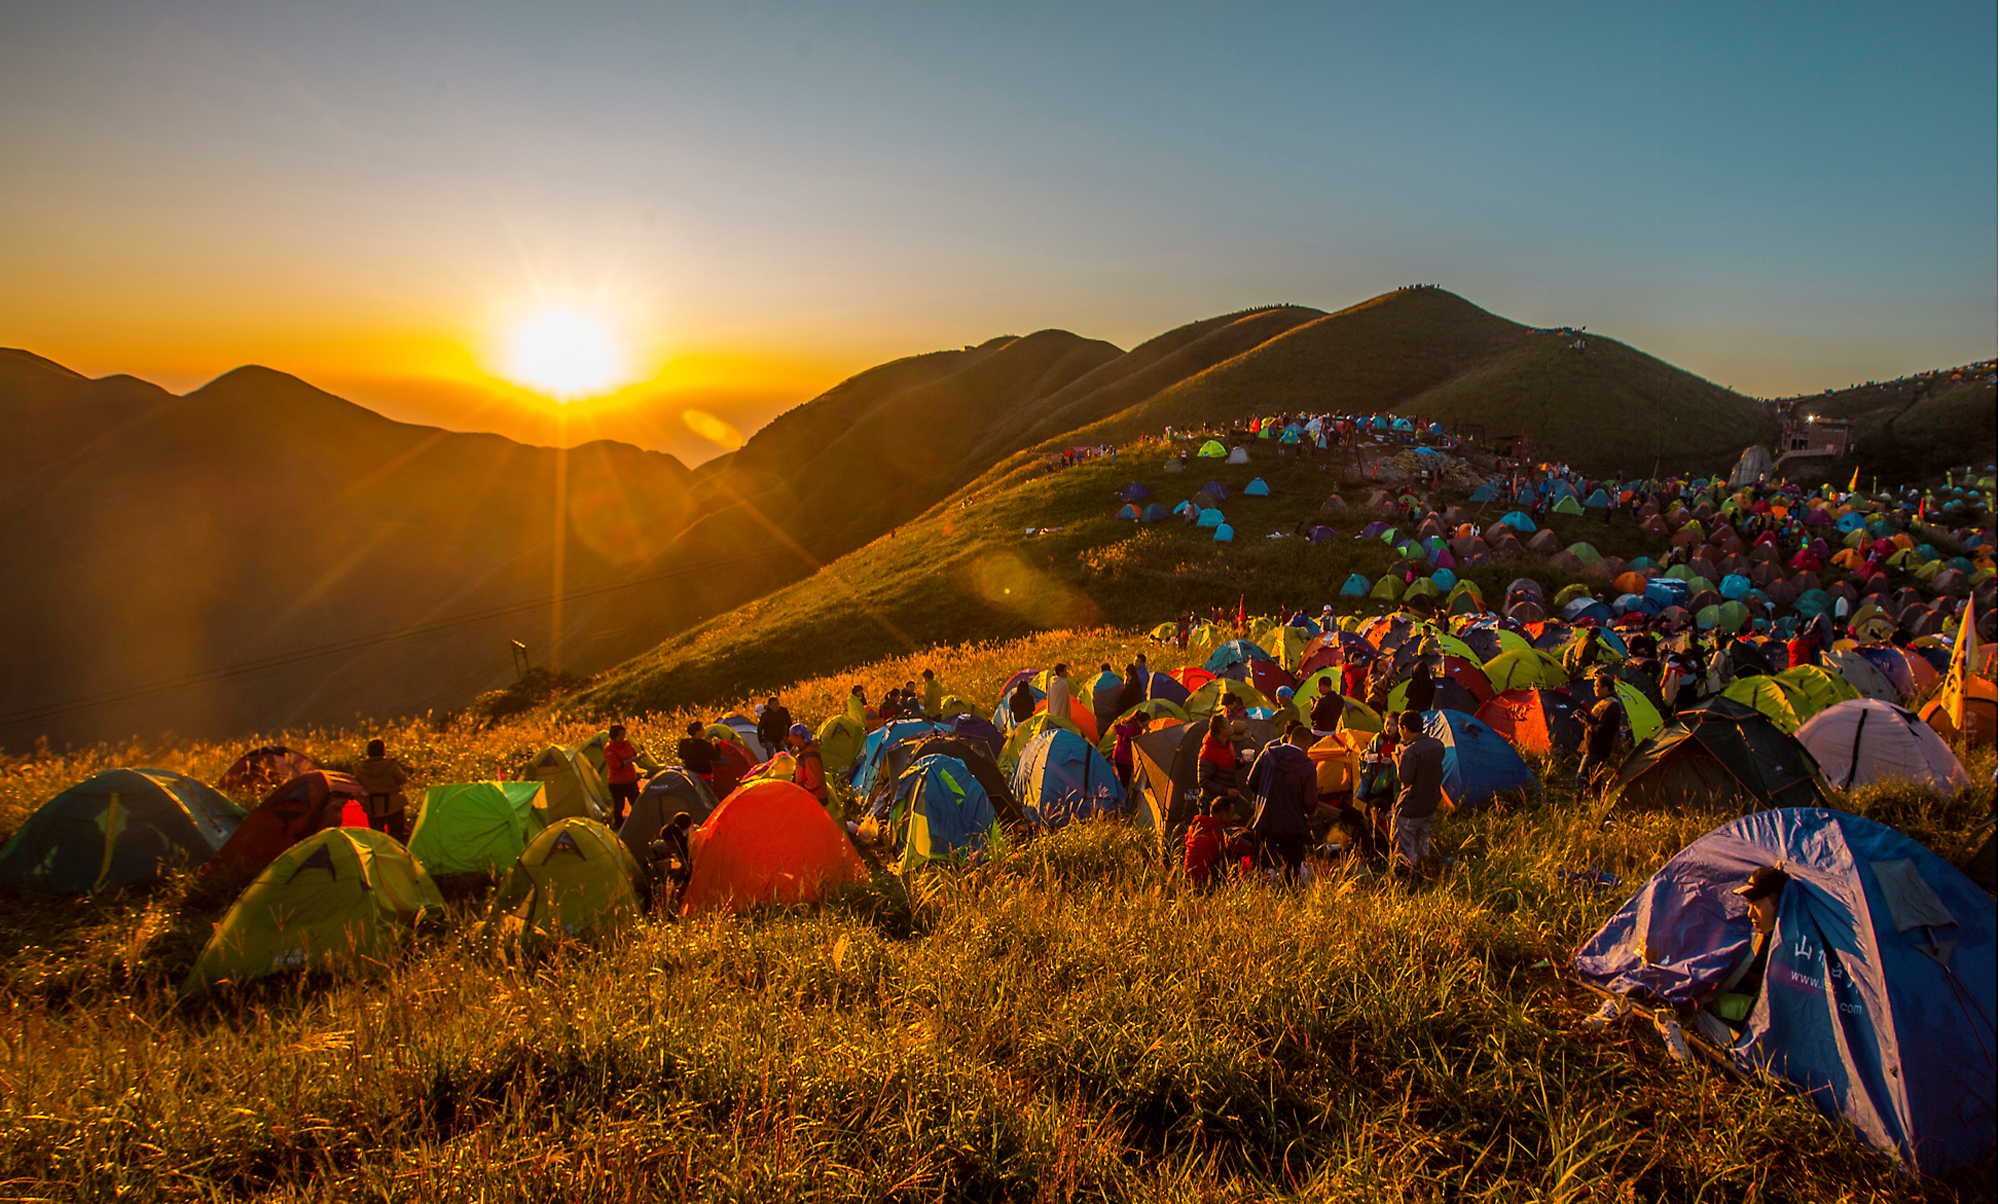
[1,1,1992,458]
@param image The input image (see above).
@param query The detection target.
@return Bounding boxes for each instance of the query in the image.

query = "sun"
[503,309,627,400]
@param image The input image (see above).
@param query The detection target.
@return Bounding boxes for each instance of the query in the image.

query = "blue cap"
[789,723,812,740]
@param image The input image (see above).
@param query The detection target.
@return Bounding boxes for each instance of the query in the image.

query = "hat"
[788,723,812,740]
[1275,686,1295,700]
[1731,865,1791,901]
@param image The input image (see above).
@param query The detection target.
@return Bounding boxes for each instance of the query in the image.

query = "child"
[1183,793,1252,888]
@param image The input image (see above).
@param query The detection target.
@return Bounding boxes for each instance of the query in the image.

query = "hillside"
[1784,361,1998,481]
[1062,289,1773,475]
[0,353,699,749]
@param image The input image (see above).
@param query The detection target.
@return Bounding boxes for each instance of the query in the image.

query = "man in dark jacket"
[1245,724,1319,882]
[676,721,716,785]
[1392,711,1446,871]
[756,697,792,757]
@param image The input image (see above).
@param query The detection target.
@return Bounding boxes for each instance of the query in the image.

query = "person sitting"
[786,723,829,810]
[1695,866,1789,1040]
[1183,792,1251,889]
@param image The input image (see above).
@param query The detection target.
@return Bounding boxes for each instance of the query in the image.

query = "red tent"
[681,780,869,916]
[217,745,319,795]
[203,771,367,880]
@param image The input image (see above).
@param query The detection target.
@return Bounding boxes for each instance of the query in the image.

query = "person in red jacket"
[1183,793,1252,888]
[603,724,641,827]
[787,724,829,809]
[1197,713,1238,800]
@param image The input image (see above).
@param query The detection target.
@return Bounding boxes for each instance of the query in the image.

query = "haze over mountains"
[8,286,1976,748]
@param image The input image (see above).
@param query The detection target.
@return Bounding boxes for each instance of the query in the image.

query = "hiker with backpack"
[354,739,412,841]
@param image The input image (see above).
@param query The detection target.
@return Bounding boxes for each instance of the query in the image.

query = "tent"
[406,781,547,876]
[1573,809,1995,1176]
[1474,689,1586,755]
[1613,698,1830,813]
[1227,446,1250,464]
[1214,524,1234,542]
[816,714,867,777]
[1140,503,1169,522]
[1117,504,1141,521]
[617,769,721,864]
[1794,699,1970,794]
[889,754,998,872]
[522,745,609,822]
[849,718,950,797]
[680,780,869,916]
[1340,573,1371,597]
[1202,482,1232,501]
[182,827,442,995]
[1483,648,1568,694]
[1119,481,1153,502]
[901,735,1023,828]
[1205,639,1275,674]
[484,817,645,943]
[1721,676,1809,733]
[1422,711,1536,807]
[218,746,318,795]
[1198,440,1227,458]
[1013,728,1125,828]
[1243,478,1270,496]
[0,768,245,893]
[205,771,367,882]
[1197,508,1224,528]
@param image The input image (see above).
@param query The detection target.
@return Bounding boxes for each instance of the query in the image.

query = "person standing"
[1008,679,1038,725]
[1246,725,1319,883]
[354,739,412,842]
[1391,712,1445,873]
[757,696,792,757]
[602,724,641,827]
[1176,612,1193,650]
[1045,664,1072,727]
[847,685,868,728]
[1575,674,1627,798]
[1111,710,1147,795]
[920,670,943,719]
[676,721,716,788]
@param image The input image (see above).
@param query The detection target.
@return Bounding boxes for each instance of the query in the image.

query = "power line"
[0,516,898,734]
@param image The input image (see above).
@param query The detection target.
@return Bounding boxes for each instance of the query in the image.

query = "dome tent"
[1795,699,1970,795]
[617,769,721,864]
[1013,728,1124,828]
[1119,481,1153,502]
[483,817,645,945]
[0,768,245,893]
[680,780,869,917]
[204,771,367,883]
[406,781,548,876]
[182,827,443,995]
[1574,808,1995,1177]
[889,753,999,872]
[1227,446,1250,464]
[1421,710,1536,807]
[1198,440,1227,458]
[218,746,318,795]
[1612,698,1829,813]
[1243,478,1270,496]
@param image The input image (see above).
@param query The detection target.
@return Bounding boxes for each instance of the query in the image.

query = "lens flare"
[682,409,745,449]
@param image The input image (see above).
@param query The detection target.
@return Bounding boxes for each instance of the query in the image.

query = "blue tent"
[1584,488,1611,508]
[1197,508,1224,528]
[1116,504,1140,521]
[1012,729,1124,828]
[1719,573,1752,600]
[1430,568,1457,590]
[1213,524,1234,542]
[1500,511,1536,532]
[891,754,997,871]
[1575,809,1996,1176]
[1422,711,1535,807]
[1372,416,1388,429]
[1139,503,1168,522]
[1470,484,1499,503]
[848,719,948,795]
[1339,573,1371,597]
[1562,597,1614,625]
[1307,525,1336,544]
[1202,482,1231,501]
[1143,673,1191,707]
[1206,640,1275,674]
[1119,481,1153,502]
[1392,418,1415,432]
[949,714,1006,759]
[1243,478,1270,496]
[1836,512,1866,533]
[1645,578,1691,606]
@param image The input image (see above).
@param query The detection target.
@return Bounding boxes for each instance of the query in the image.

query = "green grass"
[0,736,1989,1201]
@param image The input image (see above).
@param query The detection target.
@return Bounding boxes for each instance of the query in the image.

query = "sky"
[2,1,1993,465]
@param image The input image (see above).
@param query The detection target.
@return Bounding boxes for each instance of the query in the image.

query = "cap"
[789,723,812,740]
[1275,686,1295,700]
[1732,865,1791,901]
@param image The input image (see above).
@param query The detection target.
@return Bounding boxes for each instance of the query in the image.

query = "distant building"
[1781,414,1852,459]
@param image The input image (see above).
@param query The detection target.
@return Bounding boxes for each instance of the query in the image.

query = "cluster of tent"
[0,725,878,994]
[1110,476,1274,543]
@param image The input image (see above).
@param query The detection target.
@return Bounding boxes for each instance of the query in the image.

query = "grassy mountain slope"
[0,354,697,749]
[1062,289,1773,474]
[1788,362,1998,480]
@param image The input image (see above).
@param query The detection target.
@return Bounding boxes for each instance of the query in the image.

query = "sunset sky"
[3,1,1992,465]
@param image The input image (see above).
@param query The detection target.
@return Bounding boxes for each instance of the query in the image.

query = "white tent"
[1795,698,1969,794]
[1227,445,1250,464]
[1825,647,1899,702]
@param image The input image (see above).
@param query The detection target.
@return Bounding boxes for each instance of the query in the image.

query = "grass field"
[0,614,1992,1201]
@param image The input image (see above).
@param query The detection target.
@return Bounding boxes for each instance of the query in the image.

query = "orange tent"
[1168,667,1215,692]
[1474,689,1585,755]
[1033,695,1101,742]
[680,780,869,917]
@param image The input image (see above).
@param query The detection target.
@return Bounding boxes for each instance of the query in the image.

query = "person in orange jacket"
[787,724,829,808]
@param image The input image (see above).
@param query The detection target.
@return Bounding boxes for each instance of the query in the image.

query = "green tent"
[182,827,442,994]
[1198,439,1227,458]
[523,745,608,823]
[1369,574,1403,600]
[817,715,867,777]
[1552,495,1585,516]
[484,817,645,945]
[406,781,547,876]
[1565,542,1604,564]
[0,769,245,893]
[1612,697,1829,813]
